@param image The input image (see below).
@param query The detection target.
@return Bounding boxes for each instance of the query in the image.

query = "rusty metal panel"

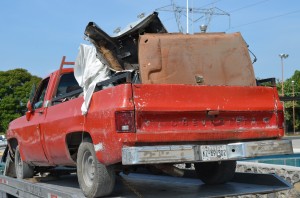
[138,32,256,86]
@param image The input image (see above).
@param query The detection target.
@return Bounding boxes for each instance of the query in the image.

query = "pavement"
[293,140,300,153]
[284,136,300,153]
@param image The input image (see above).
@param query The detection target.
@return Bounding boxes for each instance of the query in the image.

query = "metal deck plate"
[0,171,291,198]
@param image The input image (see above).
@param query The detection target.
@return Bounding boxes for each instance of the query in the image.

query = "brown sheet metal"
[138,32,256,86]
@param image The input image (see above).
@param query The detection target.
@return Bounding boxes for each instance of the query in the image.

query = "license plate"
[200,145,228,161]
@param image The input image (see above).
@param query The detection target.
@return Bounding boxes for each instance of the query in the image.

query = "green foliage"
[0,69,41,132]
[277,70,300,133]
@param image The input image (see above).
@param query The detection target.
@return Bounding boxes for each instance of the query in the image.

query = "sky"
[0,0,299,81]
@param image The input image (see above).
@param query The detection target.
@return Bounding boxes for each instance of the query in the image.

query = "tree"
[0,69,41,132]
[277,70,300,133]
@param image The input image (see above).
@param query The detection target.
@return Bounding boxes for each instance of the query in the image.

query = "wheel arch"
[65,131,92,162]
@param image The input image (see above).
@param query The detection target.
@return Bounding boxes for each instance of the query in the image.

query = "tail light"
[115,111,135,133]
[277,110,284,129]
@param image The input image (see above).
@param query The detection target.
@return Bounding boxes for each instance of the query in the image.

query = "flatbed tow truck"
[0,168,292,198]
[0,147,292,198]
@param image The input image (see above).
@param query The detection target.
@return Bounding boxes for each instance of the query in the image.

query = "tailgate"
[132,84,283,142]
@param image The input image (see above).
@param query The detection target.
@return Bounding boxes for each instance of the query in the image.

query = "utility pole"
[186,0,189,33]
[292,80,295,134]
[279,53,289,96]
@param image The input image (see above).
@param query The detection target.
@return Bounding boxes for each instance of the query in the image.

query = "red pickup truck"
[6,13,293,198]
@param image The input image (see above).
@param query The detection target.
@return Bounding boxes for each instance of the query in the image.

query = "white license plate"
[200,145,228,161]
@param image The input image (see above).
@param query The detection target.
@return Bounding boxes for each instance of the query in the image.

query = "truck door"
[41,72,83,165]
[19,78,49,165]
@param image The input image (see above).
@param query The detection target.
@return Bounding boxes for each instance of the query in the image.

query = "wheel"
[77,142,115,198]
[15,146,34,179]
[194,160,236,184]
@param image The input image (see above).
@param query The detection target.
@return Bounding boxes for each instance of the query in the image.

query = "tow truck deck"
[0,170,291,198]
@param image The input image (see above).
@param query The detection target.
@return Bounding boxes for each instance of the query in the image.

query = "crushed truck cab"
[5,12,293,198]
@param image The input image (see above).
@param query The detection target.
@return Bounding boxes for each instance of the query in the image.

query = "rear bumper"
[122,140,293,165]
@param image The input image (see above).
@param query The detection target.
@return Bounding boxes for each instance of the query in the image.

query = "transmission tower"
[156,0,230,33]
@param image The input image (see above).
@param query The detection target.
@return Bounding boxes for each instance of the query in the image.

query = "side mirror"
[25,100,33,121]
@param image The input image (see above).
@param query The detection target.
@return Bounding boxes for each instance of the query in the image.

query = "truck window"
[54,73,81,101]
[33,78,49,109]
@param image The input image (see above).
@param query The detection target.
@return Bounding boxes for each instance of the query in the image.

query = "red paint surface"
[6,70,284,166]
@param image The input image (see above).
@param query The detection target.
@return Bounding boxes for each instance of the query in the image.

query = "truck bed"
[0,171,291,198]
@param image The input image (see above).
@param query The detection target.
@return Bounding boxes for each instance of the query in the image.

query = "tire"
[194,160,236,184]
[77,142,115,198]
[15,146,34,179]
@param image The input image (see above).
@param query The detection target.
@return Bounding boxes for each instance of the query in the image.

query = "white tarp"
[74,44,111,115]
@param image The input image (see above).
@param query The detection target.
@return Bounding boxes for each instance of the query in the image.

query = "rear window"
[55,73,81,98]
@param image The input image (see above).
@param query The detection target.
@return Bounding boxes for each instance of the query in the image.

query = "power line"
[199,0,223,9]
[230,9,300,29]
[230,0,271,13]
[156,0,230,33]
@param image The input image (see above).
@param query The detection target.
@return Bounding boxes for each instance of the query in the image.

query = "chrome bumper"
[122,140,293,165]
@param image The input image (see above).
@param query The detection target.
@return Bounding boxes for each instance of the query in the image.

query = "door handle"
[38,110,44,114]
